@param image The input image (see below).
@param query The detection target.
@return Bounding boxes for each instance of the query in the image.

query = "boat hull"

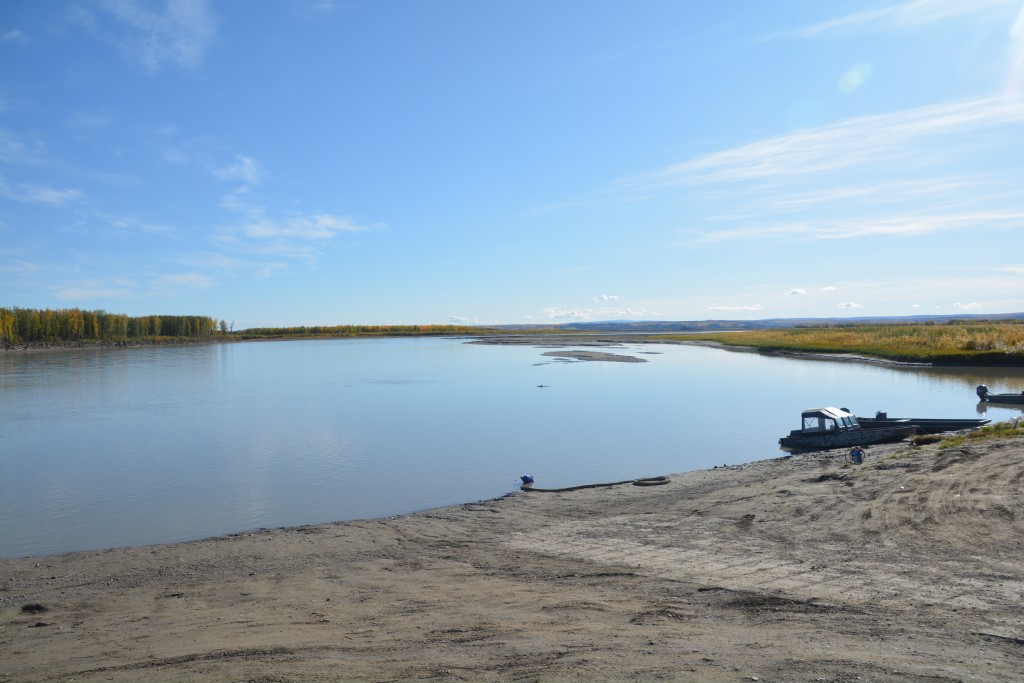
[857,417,990,434]
[980,393,1024,405]
[779,425,917,453]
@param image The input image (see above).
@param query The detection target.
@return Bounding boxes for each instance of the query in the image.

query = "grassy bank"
[660,322,1024,366]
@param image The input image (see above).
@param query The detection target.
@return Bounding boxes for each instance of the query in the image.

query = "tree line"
[0,307,220,345]
[0,308,496,346]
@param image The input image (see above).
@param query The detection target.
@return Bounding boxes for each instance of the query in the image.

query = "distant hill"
[493,312,1024,333]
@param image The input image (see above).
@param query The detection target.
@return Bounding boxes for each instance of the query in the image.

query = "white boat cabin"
[799,407,861,433]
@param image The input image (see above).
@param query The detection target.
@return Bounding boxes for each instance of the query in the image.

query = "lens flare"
[838,61,874,93]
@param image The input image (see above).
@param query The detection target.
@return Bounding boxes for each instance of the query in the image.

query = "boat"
[856,411,990,434]
[779,406,917,453]
[976,385,1024,404]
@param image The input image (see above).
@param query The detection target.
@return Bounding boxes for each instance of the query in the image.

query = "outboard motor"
[976,385,989,401]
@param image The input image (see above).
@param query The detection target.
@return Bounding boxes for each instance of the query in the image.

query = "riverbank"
[3,435,1023,682]
[5,332,1020,369]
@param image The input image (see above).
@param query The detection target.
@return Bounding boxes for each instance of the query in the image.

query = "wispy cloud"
[243,214,371,240]
[695,210,1024,244]
[0,128,50,166]
[565,93,1024,248]
[537,96,1024,228]
[50,281,134,301]
[787,0,1017,38]
[208,152,381,270]
[157,272,214,288]
[634,97,1024,190]
[449,315,501,325]
[0,258,40,277]
[87,0,218,73]
[214,155,262,185]
[707,304,763,311]
[543,306,649,320]
[95,212,176,237]
[730,178,973,215]
[1,29,28,43]
[0,179,84,205]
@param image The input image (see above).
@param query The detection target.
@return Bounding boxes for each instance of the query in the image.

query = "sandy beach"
[2,433,1023,682]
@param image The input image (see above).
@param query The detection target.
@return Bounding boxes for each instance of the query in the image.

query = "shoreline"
[3,437,1023,681]
[4,333,1020,368]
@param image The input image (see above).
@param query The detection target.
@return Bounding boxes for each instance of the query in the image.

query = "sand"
[3,434,1024,682]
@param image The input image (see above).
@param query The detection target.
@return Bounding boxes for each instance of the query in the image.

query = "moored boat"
[976,385,1024,404]
[856,411,990,434]
[779,406,917,453]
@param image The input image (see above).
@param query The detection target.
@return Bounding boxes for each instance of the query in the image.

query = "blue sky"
[1,0,1023,327]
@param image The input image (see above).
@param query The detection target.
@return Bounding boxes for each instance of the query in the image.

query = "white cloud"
[541,306,648,320]
[243,214,372,240]
[646,97,1024,189]
[215,155,262,185]
[730,178,971,214]
[789,0,1017,38]
[158,272,214,288]
[0,128,54,166]
[822,286,837,292]
[96,0,217,72]
[96,212,176,237]
[51,282,133,300]
[219,186,256,215]
[554,95,1024,250]
[708,304,763,311]
[593,294,620,302]
[448,316,502,325]
[544,307,592,319]
[597,307,648,317]
[1,30,28,43]
[838,301,864,309]
[954,302,983,310]
[695,211,1024,244]
[1,181,84,205]
[0,258,40,277]
[788,288,806,295]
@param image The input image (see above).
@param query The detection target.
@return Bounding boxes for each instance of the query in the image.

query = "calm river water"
[2,337,1023,558]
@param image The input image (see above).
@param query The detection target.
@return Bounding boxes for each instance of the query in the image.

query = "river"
[2,336,1022,558]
